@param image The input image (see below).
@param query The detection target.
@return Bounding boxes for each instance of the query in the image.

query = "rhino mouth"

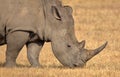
[68,62,85,68]
[72,60,86,68]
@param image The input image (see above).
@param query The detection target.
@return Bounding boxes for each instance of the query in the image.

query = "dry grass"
[0,0,120,77]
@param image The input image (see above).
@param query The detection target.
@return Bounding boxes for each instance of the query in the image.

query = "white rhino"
[0,0,107,67]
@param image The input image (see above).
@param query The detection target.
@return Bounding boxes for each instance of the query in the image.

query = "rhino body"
[0,0,107,67]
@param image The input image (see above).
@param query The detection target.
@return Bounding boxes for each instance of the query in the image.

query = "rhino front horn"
[86,42,108,61]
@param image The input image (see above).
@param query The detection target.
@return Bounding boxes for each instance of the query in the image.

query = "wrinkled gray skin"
[0,0,107,68]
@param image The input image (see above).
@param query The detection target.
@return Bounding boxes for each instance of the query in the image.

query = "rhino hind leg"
[26,40,44,67]
[5,31,29,67]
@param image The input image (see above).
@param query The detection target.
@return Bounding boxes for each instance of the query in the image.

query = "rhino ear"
[51,6,61,20]
[64,6,73,14]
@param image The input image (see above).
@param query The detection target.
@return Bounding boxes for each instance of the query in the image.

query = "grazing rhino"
[0,0,107,68]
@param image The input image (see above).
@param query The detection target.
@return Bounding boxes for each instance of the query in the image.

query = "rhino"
[0,0,107,68]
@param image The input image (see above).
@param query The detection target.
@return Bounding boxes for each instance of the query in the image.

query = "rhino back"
[0,0,63,41]
[0,0,45,34]
[0,0,42,14]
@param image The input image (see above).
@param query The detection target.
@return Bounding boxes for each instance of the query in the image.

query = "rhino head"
[48,5,107,68]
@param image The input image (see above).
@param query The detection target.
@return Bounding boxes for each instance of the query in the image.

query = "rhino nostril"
[73,63,78,67]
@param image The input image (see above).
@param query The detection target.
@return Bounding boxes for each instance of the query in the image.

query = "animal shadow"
[0,63,71,69]
[42,65,71,69]
[0,62,4,67]
[0,62,30,68]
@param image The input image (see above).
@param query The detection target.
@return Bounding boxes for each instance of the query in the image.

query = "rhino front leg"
[26,40,44,67]
[5,31,29,67]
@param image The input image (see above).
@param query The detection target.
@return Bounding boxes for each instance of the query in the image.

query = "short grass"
[0,0,120,77]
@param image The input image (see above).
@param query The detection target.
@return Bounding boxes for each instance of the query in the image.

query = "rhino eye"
[67,44,71,48]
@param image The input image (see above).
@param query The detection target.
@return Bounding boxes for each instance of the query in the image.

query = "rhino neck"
[37,0,63,42]
[36,0,52,42]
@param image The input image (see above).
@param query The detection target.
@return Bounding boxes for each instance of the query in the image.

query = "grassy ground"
[0,0,120,77]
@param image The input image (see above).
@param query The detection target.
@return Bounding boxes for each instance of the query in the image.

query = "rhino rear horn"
[79,40,85,48]
[86,42,108,61]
